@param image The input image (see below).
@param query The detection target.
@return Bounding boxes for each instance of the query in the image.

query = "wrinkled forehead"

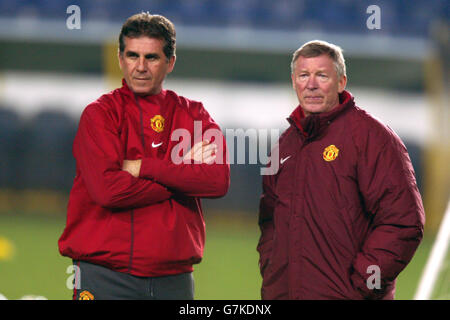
[122,36,165,53]
[294,54,337,73]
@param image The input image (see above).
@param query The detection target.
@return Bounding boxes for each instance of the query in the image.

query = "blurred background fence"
[0,0,448,299]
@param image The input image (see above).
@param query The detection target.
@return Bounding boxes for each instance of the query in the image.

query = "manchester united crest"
[150,115,165,133]
[323,145,339,162]
[79,290,94,300]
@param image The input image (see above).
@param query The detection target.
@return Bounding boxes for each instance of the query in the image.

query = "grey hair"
[290,40,346,79]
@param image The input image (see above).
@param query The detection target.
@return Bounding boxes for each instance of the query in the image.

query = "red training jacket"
[257,91,425,299]
[59,80,230,277]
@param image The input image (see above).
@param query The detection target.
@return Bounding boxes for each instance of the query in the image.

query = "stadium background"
[0,0,448,299]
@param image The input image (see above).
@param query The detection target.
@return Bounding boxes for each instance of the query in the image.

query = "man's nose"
[136,57,147,72]
[306,75,318,89]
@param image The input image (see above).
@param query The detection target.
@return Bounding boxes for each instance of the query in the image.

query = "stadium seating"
[20,109,76,191]
[0,0,446,37]
[0,107,23,189]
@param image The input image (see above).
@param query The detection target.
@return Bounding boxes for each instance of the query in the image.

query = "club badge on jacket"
[323,145,339,162]
[79,290,94,300]
[151,115,165,133]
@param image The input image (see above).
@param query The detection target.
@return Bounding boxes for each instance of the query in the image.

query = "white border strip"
[414,199,450,300]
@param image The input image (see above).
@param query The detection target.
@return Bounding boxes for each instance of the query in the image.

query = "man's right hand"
[183,140,217,164]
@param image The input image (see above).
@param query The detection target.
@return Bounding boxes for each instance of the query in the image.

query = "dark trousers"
[72,260,194,300]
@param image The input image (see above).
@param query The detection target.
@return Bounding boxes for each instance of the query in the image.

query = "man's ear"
[117,49,123,71]
[167,55,176,74]
[338,74,347,93]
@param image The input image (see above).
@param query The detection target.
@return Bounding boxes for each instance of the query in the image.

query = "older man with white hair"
[257,40,425,300]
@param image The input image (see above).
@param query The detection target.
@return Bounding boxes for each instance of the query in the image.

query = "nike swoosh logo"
[151,142,163,148]
[280,156,291,164]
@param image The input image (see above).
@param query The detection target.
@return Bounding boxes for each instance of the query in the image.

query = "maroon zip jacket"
[257,90,425,299]
[59,80,230,277]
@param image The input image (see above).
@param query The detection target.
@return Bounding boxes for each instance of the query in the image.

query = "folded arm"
[134,119,230,198]
[138,141,229,198]
[74,105,172,210]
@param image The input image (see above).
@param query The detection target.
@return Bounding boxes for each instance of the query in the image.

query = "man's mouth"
[304,96,323,101]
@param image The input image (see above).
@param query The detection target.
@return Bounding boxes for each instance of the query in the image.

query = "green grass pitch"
[0,213,432,300]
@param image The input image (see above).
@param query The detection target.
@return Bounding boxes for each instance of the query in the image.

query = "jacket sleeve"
[350,122,425,299]
[139,107,230,198]
[139,158,229,198]
[257,158,278,277]
[74,104,172,210]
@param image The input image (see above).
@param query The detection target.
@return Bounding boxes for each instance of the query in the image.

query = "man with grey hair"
[257,40,425,299]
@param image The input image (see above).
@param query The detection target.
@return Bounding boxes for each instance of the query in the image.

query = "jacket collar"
[288,90,355,141]
[119,79,174,155]
[120,78,134,98]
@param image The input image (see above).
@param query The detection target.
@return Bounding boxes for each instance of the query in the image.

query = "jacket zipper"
[128,209,134,273]
[288,130,308,299]
[127,94,146,273]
